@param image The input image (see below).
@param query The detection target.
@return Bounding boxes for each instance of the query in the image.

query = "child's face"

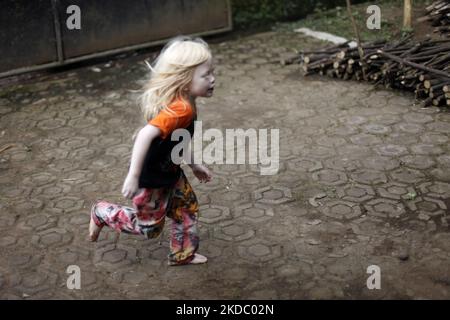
[189,58,215,98]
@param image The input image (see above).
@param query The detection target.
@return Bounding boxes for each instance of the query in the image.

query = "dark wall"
[232,0,370,29]
[0,0,232,76]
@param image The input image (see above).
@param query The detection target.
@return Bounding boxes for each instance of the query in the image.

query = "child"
[89,36,215,266]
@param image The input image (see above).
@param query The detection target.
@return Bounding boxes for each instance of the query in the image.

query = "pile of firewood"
[288,36,450,107]
[418,0,450,37]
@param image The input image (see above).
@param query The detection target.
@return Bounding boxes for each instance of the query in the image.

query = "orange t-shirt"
[148,98,195,140]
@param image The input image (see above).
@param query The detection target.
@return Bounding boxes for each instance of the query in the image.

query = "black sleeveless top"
[138,114,196,188]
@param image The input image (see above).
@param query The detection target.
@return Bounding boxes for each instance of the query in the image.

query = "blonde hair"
[139,35,212,121]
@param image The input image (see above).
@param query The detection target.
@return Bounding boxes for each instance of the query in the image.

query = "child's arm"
[186,148,213,183]
[122,124,161,198]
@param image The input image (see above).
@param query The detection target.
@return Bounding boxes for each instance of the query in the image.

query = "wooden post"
[403,0,412,28]
[345,0,367,80]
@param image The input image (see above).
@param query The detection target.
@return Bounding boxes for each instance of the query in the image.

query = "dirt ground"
[0,26,450,299]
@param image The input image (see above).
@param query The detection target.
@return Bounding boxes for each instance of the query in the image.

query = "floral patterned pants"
[91,171,199,265]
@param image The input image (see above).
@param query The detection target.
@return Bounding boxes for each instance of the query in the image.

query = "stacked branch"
[418,0,450,37]
[292,37,450,107]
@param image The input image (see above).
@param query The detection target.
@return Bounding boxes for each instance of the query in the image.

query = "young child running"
[89,36,215,266]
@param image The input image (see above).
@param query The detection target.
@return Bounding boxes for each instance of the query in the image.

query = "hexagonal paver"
[313,168,349,187]
[31,228,73,248]
[42,148,70,161]
[93,243,137,269]
[360,156,400,171]
[61,170,94,185]
[69,147,96,160]
[37,118,66,130]
[59,136,90,150]
[351,170,388,185]
[8,252,41,271]
[22,172,56,186]
[327,125,359,136]
[390,168,426,184]
[1,147,29,162]
[336,145,373,159]
[214,221,255,242]
[293,108,316,119]
[235,202,274,223]
[323,157,361,172]
[254,185,293,204]
[55,247,90,265]
[237,239,282,263]
[0,214,18,231]
[0,235,17,247]
[319,200,362,220]
[420,133,449,145]
[410,144,444,156]
[426,121,450,134]
[406,196,447,218]
[105,144,131,157]
[247,161,285,176]
[212,164,247,176]
[71,181,103,194]
[16,270,58,295]
[58,108,87,120]
[394,123,425,134]
[68,212,90,226]
[336,183,376,202]
[32,183,72,199]
[436,154,450,167]
[287,157,323,172]
[207,183,250,206]
[338,115,368,125]
[274,172,307,187]
[350,133,382,146]
[18,214,58,232]
[363,123,391,135]
[198,204,231,224]
[230,172,271,188]
[122,271,148,285]
[377,182,417,200]
[277,147,296,161]
[300,146,336,159]
[402,112,434,124]
[364,198,406,218]
[193,174,228,192]
[68,116,98,128]
[50,196,85,213]
[419,181,450,199]
[399,155,436,170]
[375,144,408,157]
[430,167,450,183]
[91,135,123,148]
[374,113,402,125]
[316,136,347,148]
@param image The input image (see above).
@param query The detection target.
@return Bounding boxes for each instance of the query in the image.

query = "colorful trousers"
[91,171,199,265]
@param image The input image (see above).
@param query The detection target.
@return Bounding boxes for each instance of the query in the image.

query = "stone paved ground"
[1,29,450,299]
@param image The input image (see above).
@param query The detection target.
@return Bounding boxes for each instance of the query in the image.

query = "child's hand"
[122,174,139,199]
[191,164,212,183]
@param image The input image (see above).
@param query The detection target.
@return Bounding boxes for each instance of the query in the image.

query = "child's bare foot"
[190,253,207,264]
[168,253,208,266]
[89,215,103,242]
